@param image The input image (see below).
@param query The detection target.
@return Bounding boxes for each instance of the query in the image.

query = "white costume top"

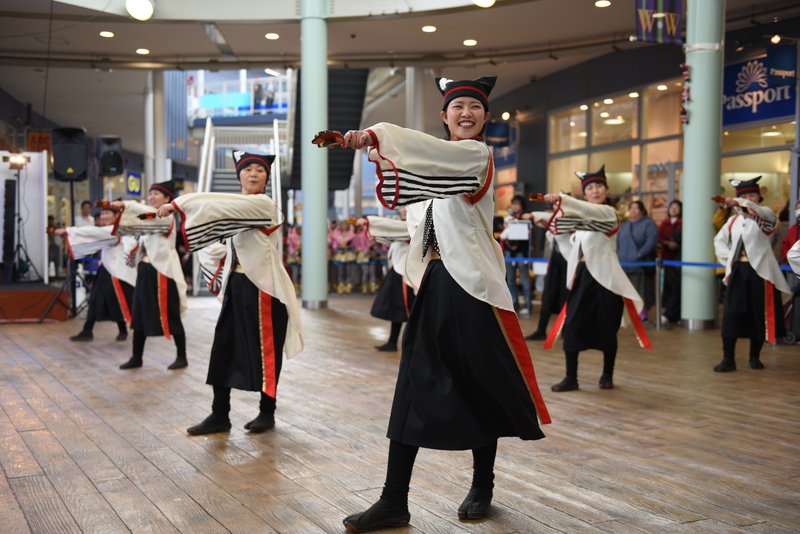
[365,123,513,311]
[531,211,572,261]
[547,194,644,320]
[714,197,790,295]
[171,192,304,359]
[113,200,188,317]
[64,225,138,287]
[366,216,412,284]
[787,240,800,276]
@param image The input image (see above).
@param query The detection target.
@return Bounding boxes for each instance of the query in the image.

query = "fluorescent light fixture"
[657,84,668,90]
[136,48,150,54]
[265,33,279,40]
[264,68,281,76]
[501,112,510,120]
[99,31,114,38]
[629,92,639,98]
[600,112,610,117]
[422,26,437,32]
[463,39,477,46]
[580,105,588,110]
[578,131,588,137]
[762,131,781,136]
[126,0,154,21]
[595,0,611,7]
[603,98,614,104]
[473,0,496,7]
[604,116,626,125]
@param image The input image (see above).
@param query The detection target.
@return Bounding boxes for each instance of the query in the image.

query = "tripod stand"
[4,166,42,283]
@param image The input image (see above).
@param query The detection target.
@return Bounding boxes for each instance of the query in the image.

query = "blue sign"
[767,44,797,87]
[494,144,516,169]
[722,56,795,126]
[126,172,142,196]
[486,122,510,147]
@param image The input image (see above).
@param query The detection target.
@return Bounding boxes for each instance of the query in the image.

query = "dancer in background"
[337,76,550,532]
[110,181,188,370]
[55,204,137,342]
[713,177,790,372]
[541,165,650,392]
[156,151,303,435]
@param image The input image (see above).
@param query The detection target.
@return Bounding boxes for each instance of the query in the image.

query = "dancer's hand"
[341,130,373,150]
[156,204,176,218]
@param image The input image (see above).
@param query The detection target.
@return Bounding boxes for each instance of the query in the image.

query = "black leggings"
[132,330,186,360]
[211,386,276,415]
[565,350,616,379]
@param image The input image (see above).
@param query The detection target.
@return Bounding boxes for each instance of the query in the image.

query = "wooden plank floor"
[1,294,799,534]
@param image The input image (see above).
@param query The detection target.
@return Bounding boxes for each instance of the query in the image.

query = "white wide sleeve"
[788,240,800,276]
[172,192,279,252]
[64,225,119,259]
[365,123,490,209]
[714,219,732,266]
[366,216,410,243]
[550,194,618,234]
[734,198,776,234]
[197,241,228,294]
[113,201,173,237]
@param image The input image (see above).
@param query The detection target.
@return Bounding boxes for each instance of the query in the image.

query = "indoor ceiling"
[0,0,798,155]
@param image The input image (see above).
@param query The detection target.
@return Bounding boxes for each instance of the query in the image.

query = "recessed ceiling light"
[473,0,496,7]
[580,105,588,110]
[501,112,510,120]
[264,68,281,76]
[136,48,150,55]
[578,131,588,137]
[595,0,611,7]
[603,98,614,104]
[126,0,154,21]
[265,33,279,40]
[771,34,781,44]
[629,92,639,98]
[569,121,576,127]
[604,117,626,125]
[422,26,436,33]
[657,84,668,90]
[600,112,610,117]
[762,131,782,136]
[463,39,478,46]
[593,102,600,107]
[99,31,114,38]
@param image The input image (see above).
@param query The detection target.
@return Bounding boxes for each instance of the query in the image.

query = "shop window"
[549,107,587,153]
[591,94,638,146]
[589,146,638,196]
[721,151,792,214]
[722,121,796,152]
[642,139,683,222]
[643,79,682,139]
[547,154,587,196]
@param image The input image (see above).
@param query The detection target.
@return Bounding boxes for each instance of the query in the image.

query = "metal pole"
[789,41,800,227]
[681,0,725,330]
[300,0,329,309]
[144,70,155,190]
[655,257,662,330]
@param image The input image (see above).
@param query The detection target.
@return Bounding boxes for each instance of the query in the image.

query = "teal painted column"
[681,0,725,329]
[300,0,329,309]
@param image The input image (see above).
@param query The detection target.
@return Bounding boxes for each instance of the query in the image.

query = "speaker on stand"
[97,135,123,198]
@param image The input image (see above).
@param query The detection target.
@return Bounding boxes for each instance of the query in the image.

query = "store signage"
[722,57,796,126]
[767,44,797,87]
[126,171,142,196]
[635,0,683,45]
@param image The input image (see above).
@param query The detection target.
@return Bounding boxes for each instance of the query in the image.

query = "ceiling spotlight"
[422,26,436,33]
[580,104,588,110]
[126,0,155,21]
[734,39,744,52]
[463,39,478,46]
[603,98,614,104]
[771,34,781,44]
[595,0,611,7]
[501,111,510,120]
[569,121,576,127]
[473,0,496,7]
[99,31,114,38]
[629,92,639,98]
[578,131,588,137]
[600,112,610,117]
[265,33,279,40]
[657,84,668,90]
[136,48,150,55]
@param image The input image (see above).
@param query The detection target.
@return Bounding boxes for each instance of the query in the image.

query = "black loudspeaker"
[51,127,88,181]
[97,136,123,175]
[3,179,16,282]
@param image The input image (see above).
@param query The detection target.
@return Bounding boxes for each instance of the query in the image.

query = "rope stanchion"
[504,257,797,272]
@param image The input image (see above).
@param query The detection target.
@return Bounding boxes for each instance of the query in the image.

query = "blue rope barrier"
[504,257,797,272]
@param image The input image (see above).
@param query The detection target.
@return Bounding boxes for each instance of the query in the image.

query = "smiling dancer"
[337,76,550,532]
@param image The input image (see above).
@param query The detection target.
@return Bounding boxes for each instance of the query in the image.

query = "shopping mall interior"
[0,1,799,533]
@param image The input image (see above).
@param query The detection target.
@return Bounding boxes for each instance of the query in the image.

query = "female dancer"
[155,151,303,434]
[338,76,550,532]
[540,166,650,392]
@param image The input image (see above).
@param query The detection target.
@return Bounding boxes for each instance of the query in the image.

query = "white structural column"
[144,71,155,190]
[405,66,425,131]
[681,0,726,329]
[300,0,329,309]
[153,70,167,185]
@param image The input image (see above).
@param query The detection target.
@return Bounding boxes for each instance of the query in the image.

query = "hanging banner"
[636,0,683,45]
[767,44,797,87]
[722,56,796,126]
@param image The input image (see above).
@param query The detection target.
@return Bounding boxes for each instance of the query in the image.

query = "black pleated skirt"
[387,260,545,451]
[370,268,414,323]
[561,263,624,353]
[207,272,288,394]
[540,251,569,317]
[89,264,133,323]
[131,262,185,338]
[722,261,785,340]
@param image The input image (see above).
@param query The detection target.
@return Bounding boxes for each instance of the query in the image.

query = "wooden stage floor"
[1,294,798,533]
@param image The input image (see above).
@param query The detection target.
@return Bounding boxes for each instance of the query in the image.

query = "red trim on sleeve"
[208,255,226,295]
[259,222,283,237]
[158,272,171,340]
[465,150,494,205]
[111,204,124,236]
[65,232,75,260]
[366,129,401,210]
[171,201,192,251]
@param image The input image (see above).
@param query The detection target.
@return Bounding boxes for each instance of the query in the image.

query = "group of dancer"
[55,74,797,533]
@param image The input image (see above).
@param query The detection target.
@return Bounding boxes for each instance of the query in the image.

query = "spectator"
[658,200,682,324]
[617,200,658,322]
[500,195,533,315]
[75,200,94,227]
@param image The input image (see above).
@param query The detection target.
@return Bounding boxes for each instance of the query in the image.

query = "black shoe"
[525,329,547,341]
[119,357,142,369]
[599,375,614,389]
[343,499,410,533]
[457,487,492,519]
[551,376,579,392]
[374,342,398,352]
[116,332,128,342]
[167,357,188,370]
[70,330,93,342]
[244,412,275,433]
[749,358,764,370]
[713,358,736,372]
[187,413,231,435]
